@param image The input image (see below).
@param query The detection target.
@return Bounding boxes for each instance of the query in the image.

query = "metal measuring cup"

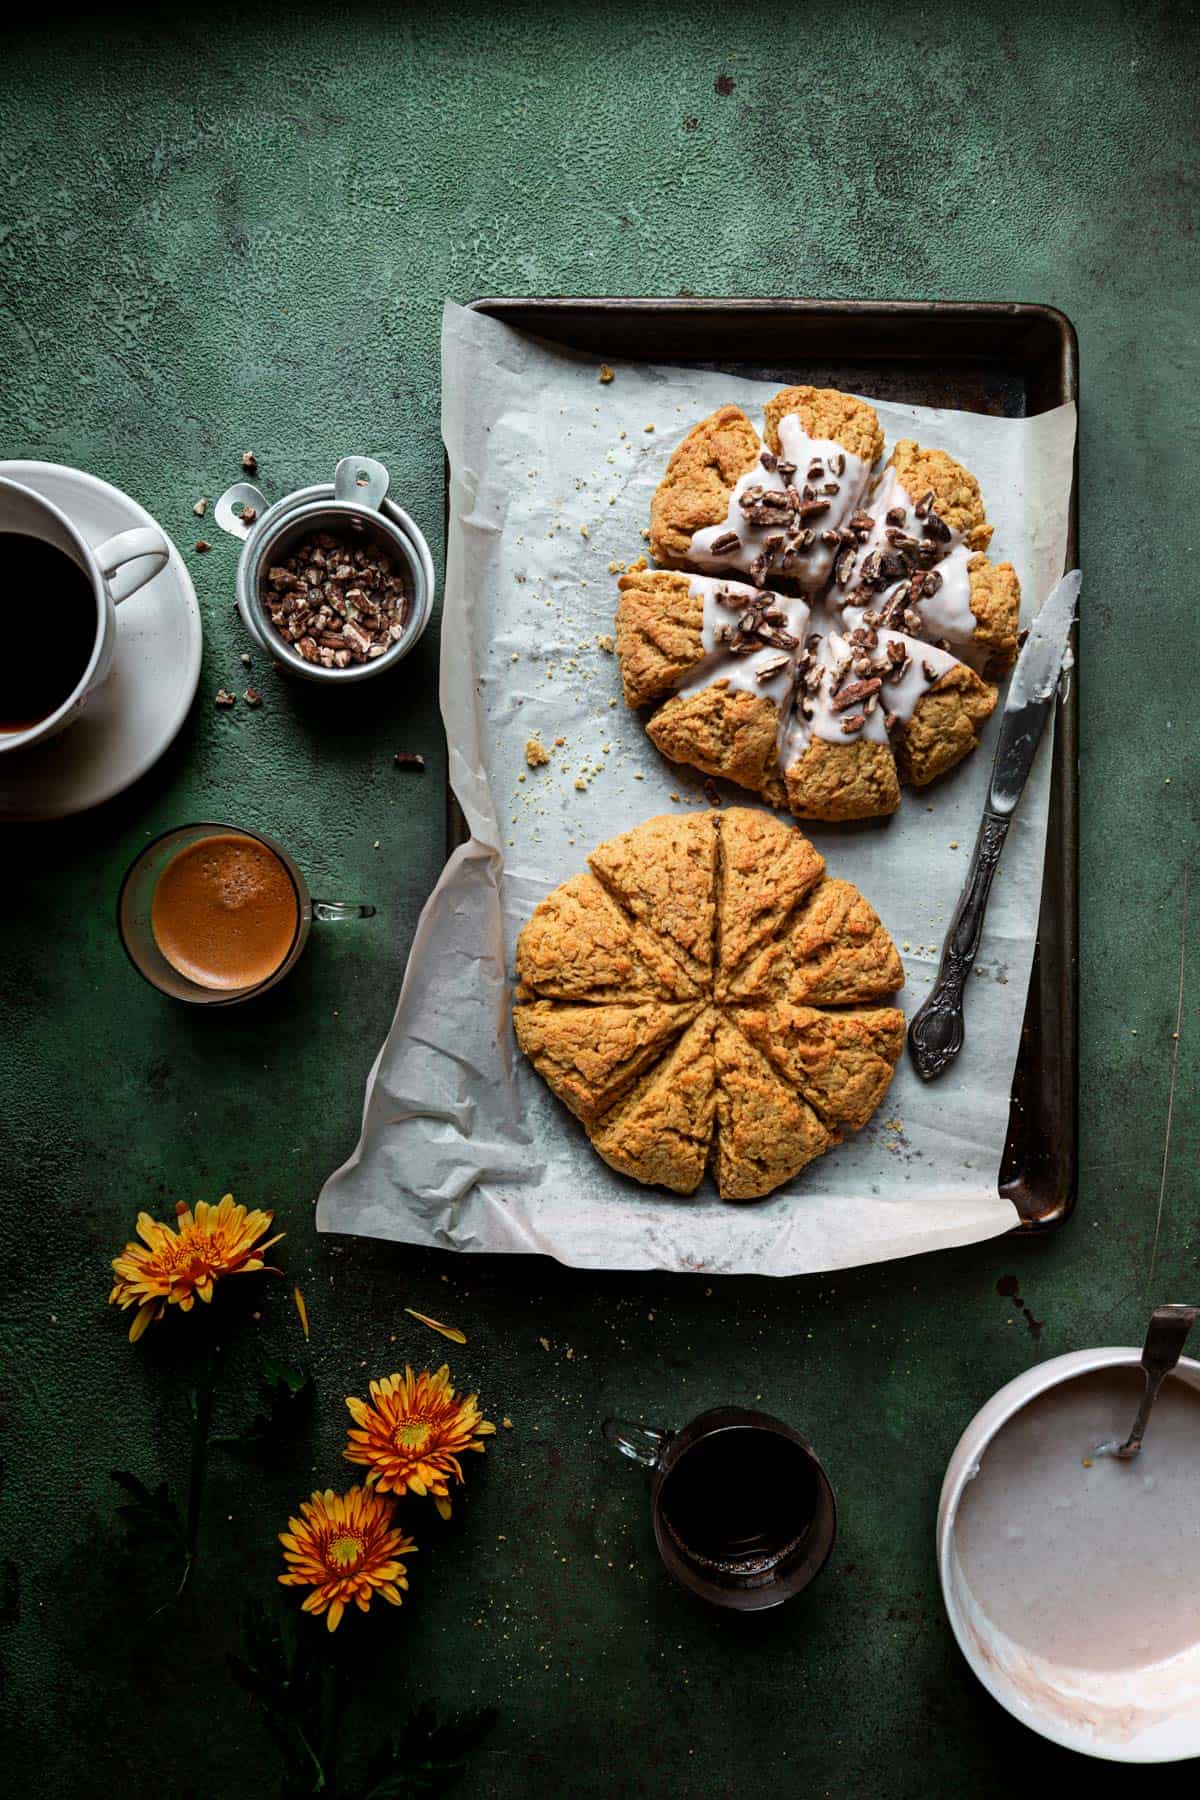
[215,456,435,684]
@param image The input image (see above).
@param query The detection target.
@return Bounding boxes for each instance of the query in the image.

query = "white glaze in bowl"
[938,1347,1200,1763]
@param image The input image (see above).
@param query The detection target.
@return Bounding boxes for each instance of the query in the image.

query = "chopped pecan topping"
[834,545,856,586]
[264,530,408,666]
[831,676,882,712]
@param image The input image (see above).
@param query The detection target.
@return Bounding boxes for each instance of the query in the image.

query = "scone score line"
[513,809,906,1204]
[621,389,1022,821]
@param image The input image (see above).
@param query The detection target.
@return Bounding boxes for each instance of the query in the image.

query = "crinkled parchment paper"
[316,300,1076,1275]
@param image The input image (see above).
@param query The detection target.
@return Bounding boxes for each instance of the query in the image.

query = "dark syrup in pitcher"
[659,1427,818,1572]
[0,533,96,730]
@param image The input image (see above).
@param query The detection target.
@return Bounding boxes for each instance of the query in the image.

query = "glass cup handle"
[603,1417,670,1469]
[312,900,376,922]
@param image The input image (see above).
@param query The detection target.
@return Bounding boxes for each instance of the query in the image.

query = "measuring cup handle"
[334,455,390,510]
[312,900,376,922]
[603,1417,670,1470]
[215,482,268,541]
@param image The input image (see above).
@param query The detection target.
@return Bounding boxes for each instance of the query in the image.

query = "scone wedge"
[712,1017,837,1201]
[735,1002,905,1133]
[587,1009,719,1194]
[649,405,762,569]
[727,877,905,1006]
[513,999,703,1125]
[589,811,718,988]
[715,807,825,997]
[515,872,701,1003]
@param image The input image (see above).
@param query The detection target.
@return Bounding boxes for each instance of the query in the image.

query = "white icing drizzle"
[689,466,790,580]
[677,575,810,713]
[689,430,869,593]
[783,619,959,764]
[659,404,994,794]
[775,422,870,591]
[838,464,962,596]
[843,544,982,664]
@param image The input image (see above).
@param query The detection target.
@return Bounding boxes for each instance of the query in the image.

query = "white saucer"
[0,462,202,820]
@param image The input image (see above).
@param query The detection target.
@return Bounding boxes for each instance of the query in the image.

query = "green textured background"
[1,3,1198,1794]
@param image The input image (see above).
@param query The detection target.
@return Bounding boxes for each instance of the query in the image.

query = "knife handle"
[907,807,1011,1080]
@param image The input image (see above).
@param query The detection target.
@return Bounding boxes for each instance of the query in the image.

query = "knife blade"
[989,567,1081,813]
[907,568,1080,1081]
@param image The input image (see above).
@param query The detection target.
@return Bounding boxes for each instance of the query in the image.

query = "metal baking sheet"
[448,297,1079,1233]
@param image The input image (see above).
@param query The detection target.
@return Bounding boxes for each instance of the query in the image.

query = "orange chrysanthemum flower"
[109,1193,284,1341]
[344,1364,496,1519]
[278,1485,415,1632]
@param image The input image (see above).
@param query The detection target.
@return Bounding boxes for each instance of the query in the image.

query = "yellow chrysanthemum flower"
[278,1485,415,1632]
[344,1364,496,1518]
[108,1194,284,1342]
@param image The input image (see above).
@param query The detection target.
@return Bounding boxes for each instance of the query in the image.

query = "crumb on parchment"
[525,737,551,769]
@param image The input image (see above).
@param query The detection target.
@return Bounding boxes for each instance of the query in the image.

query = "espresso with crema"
[151,834,299,991]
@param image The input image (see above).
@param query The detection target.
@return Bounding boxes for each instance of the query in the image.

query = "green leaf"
[361,1707,498,1798]
[232,1602,332,1794]
[212,1358,313,1459]
[109,1467,184,1545]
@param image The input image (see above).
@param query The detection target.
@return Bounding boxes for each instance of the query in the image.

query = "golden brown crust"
[648,405,762,568]
[892,663,997,788]
[715,807,825,996]
[647,683,782,797]
[589,812,718,986]
[513,1000,702,1124]
[513,815,906,1202]
[735,1003,904,1133]
[712,1018,836,1201]
[784,737,901,823]
[615,569,704,707]
[762,386,885,466]
[728,877,905,1006]
[967,554,1021,676]
[887,440,992,551]
[514,871,700,1003]
[587,1010,718,1194]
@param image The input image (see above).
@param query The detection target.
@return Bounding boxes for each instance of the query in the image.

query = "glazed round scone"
[651,387,885,593]
[621,388,1022,820]
[512,808,905,1203]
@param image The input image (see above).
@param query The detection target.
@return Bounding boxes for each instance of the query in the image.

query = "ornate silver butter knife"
[907,568,1081,1081]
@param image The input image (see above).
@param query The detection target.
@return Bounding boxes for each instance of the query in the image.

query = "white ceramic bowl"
[938,1347,1200,1762]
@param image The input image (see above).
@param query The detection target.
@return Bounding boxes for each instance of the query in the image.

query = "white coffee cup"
[0,474,169,753]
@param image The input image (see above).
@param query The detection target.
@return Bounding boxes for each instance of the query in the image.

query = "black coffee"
[660,1427,817,1570]
[0,532,96,730]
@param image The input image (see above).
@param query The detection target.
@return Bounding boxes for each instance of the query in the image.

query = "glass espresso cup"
[118,822,374,1005]
[603,1406,837,1611]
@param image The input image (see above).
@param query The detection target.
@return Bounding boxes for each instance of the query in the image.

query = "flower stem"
[177,1346,218,1597]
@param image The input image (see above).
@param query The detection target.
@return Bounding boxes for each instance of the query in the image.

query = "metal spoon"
[1096,1304,1199,1459]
